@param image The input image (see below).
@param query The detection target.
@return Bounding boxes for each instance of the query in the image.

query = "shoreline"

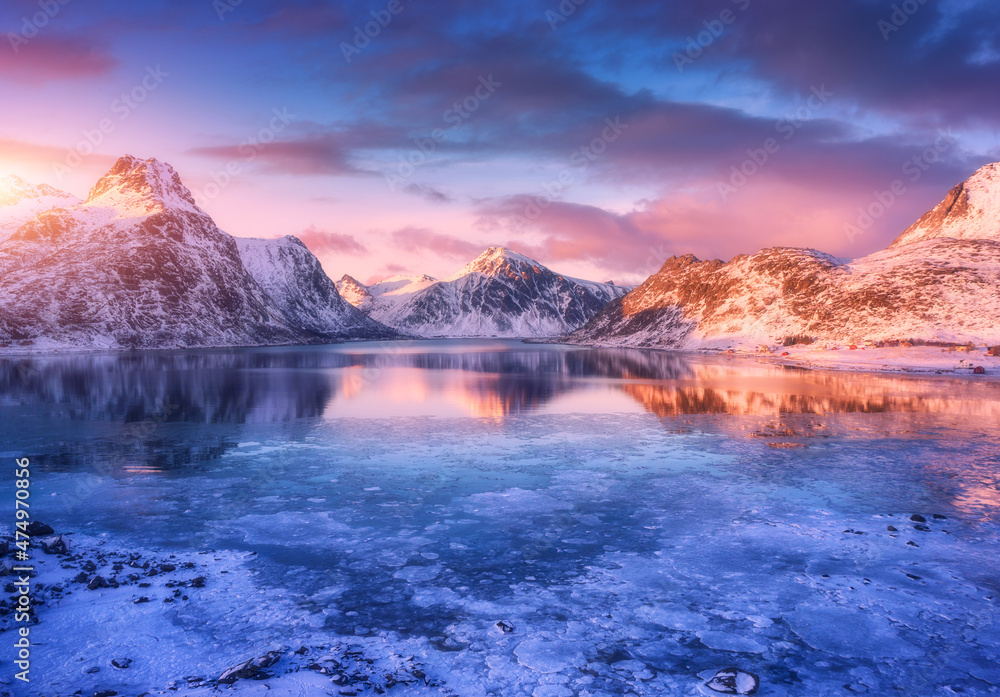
[715,345,999,378]
[1,337,998,380]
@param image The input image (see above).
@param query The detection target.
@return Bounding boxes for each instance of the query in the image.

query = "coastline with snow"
[752,344,1000,376]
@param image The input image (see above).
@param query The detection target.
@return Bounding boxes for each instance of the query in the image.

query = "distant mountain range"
[0,156,624,350]
[2,155,998,352]
[336,248,629,338]
[0,156,393,350]
[568,162,1000,348]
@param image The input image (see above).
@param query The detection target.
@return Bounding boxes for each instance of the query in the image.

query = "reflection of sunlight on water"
[379,368,432,405]
[328,366,639,419]
[920,447,1000,522]
[326,349,1000,421]
[621,365,1000,418]
[445,375,508,420]
[340,366,367,401]
[325,367,463,419]
[952,484,1000,520]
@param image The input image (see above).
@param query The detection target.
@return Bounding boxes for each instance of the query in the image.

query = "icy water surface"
[2,340,1000,696]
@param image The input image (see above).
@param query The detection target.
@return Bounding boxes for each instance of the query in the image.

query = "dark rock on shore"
[39,534,71,555]
[26,521,55,536]
[218,650,283,684]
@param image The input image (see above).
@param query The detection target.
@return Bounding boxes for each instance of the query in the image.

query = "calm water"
[2,340,1000,696]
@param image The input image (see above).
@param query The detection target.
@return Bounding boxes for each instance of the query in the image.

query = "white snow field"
[1,341,999,696]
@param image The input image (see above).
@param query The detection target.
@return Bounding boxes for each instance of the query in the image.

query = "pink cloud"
[365,263,409,283]
[390,226,483,259]
[297,225,368,255]
[0,36,116,83]
[0,138,73,162]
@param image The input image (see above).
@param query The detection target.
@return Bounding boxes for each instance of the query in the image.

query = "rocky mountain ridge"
[338,247,630,338]
[568,162,1000,348]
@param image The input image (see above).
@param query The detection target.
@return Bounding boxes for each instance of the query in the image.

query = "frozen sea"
[2,340,1000,696]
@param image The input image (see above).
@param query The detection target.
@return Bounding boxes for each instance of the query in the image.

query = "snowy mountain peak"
[0,175,75,208]
[334,275,376,310]
[453,246,544,279]
[264,234,308,250]
[890,160,1000,247]
[366,274,438,297]
[85,155,200,215]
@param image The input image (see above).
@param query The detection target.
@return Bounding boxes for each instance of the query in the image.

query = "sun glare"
[0,163,17,188]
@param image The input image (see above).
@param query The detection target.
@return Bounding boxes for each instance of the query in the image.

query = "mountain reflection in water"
[2,340,998,472]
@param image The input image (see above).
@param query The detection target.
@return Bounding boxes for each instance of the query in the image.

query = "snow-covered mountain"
[0,155,394,350]
[891,162,1000,246]
[236,236,394,340]
[0,175,80,242]
[568,162,1000,348]
[335,273,438,313]
[339,248,629,338]
[335,274,376,309]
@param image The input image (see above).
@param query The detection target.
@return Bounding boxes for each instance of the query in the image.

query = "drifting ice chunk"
[514,639,589,674]
[783,606,921,658]
[696,631,765,654]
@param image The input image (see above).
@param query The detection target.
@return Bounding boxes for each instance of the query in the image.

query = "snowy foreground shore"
[6,481,999,697]
[718,345,1000,377]
[4,528,445,697]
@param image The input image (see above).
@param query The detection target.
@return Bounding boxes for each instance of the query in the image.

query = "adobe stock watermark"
[341,0,405,63]
[673,0,751,72]
[6,0,72,53]
[546,0,587,31]
[844,128,956,242]
[717,84,833,201]
[509,115,628,230]
[877,0,929,41]
[384,74,501,192]
[636,243,674,281]
[195,107,295,205]
[213,0,243,21]
[51,65,169,182]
